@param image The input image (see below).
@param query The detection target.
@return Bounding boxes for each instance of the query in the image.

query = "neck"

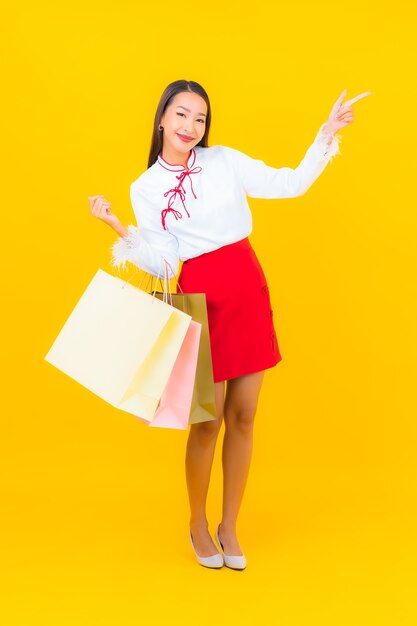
[161,146,191,167]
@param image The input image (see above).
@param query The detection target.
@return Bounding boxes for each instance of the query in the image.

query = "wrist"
[320,123,338,146]
[321,122,338,142]
[321,122,336,135]
[112,220,128,237]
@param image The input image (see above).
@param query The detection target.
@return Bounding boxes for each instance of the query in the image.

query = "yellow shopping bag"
[44,269,192,421]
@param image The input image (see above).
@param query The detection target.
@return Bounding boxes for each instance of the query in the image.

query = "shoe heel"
[189,530,224,569]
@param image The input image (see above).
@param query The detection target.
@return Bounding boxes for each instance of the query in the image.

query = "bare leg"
[219,371,265,555]
[186,381,224,557]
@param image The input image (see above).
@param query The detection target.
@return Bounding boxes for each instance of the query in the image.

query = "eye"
[176,112,205,123]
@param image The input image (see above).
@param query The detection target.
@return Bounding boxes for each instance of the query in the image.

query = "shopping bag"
[154,292,217,424]
[44,269,192,421]
[135,320,202,430]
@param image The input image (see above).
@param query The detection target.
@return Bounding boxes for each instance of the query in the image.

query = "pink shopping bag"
[135,320,202,430]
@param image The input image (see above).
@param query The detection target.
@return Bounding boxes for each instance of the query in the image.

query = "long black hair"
[147,80,212,169]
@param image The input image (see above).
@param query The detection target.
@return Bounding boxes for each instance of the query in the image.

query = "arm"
[112,221,128,238]
[110,184,180,279]
[225,123,342,200]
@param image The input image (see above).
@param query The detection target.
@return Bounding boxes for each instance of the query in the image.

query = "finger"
[90,199,99,213]
[99,206,111,219]
[337,109,353,119]
[344,91,372,106]
[330,89,348,114]
[93,197,108,210]
[92,205,105,218]
[92,199,104,215]
[338,103,353,112]
[91,198,110,217]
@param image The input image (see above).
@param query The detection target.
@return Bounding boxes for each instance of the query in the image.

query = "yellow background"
[1,0,416,624]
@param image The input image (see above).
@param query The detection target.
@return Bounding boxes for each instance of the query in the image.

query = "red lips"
[177,134,194,142]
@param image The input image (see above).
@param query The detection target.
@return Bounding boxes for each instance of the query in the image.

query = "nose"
[182,120,195,133]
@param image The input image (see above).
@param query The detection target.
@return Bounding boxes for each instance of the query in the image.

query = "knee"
[191,416,223,440]
[224,406,256,432]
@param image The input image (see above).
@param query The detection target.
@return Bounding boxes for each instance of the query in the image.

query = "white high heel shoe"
[189,530,224,568]
[215,524,247,570]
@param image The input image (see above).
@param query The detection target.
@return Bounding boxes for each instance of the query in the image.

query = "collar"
[157,148,196,172]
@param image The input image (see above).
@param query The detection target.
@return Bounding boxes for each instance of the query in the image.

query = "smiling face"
[159,91,208,165]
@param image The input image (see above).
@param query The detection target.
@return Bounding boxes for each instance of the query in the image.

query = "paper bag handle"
[119,258,183,302]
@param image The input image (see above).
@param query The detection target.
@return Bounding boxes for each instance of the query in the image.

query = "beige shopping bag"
[44,269,192,421]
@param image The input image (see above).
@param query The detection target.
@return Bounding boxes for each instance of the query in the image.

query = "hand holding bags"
[44,268,192,422]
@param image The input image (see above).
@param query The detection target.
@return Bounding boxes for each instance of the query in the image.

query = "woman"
[88,79,370,570]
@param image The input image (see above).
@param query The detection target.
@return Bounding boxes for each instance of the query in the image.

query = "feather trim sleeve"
[110,224,179,279]
[313,123,342,164]
[110,224,142,272]
[108,182,181,278]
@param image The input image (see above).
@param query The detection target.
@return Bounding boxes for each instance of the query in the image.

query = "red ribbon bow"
[161,165,202,230]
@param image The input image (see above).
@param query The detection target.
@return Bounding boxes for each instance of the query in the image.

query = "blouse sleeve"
[225,123,342,199]
[110,182,180,279]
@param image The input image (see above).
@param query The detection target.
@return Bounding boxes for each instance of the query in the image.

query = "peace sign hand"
[325,89,372,134]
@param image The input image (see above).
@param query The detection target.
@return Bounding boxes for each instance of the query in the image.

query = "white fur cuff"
[110,224,141,271]
[317,125,342,163]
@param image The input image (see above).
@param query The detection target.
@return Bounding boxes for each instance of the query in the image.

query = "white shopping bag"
[44,269,192,421]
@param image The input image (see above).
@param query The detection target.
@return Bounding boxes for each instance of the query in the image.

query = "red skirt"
[177,237,282,383]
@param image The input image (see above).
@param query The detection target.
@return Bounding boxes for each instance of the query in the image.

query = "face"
[160,91,207,158]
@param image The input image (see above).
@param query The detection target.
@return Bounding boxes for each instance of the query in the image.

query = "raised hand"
[88,195,120,227]
[325,89,372,134]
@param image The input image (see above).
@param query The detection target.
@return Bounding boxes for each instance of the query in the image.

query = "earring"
[159,125,164,131]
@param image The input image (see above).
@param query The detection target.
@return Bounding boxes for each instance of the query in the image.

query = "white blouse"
[111,122,341,278]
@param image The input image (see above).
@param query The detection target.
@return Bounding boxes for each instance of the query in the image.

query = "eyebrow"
[176,105,207,117]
